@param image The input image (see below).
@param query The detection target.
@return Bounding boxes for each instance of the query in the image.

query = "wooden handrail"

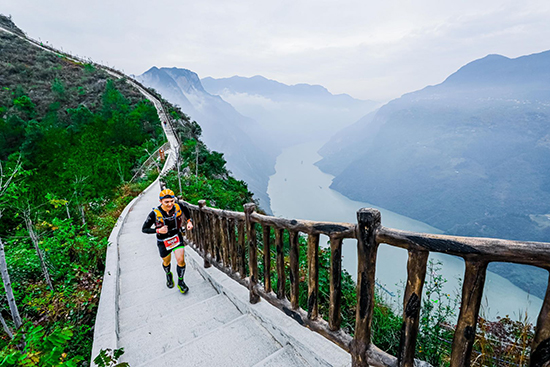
[378,227,550,267]
[180,200,550,367]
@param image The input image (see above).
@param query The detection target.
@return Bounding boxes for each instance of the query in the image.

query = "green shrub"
[0,323,83,366]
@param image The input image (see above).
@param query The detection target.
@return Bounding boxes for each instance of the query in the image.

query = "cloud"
[217,90,279,110]
[4,0,550,101]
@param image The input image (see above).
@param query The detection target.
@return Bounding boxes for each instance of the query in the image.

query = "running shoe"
[178,281,189,294]
[166,272,174,288]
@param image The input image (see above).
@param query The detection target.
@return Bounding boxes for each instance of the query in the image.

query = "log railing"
[181,200,550,367]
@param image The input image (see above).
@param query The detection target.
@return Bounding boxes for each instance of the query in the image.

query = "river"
[267,140,543,321]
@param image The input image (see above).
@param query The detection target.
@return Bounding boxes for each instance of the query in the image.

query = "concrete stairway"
[115,181,318,367]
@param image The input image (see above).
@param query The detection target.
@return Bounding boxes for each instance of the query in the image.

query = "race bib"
[163,235,181,250]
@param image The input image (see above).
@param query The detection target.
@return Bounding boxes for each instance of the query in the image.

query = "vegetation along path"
[0,21,348,366]
[99,179,351,366]
[87,73,350,367]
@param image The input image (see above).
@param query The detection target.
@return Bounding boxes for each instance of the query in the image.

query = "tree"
[0,160,55,292]
[71,175,89,227]
[186,121,202,178]
[0,237,22,332]
[0,158,23,332]
[23,210,54,292]
[0,311,13,338]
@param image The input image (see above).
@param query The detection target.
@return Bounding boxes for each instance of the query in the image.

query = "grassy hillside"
[0,15,167,365]
[0,14,261,365]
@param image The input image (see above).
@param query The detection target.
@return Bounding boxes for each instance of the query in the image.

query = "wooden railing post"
[194,209,201,250]
[275,228,286,300]
[189,211,196,245]
[450,260,488,367]
[244,203,260,304]
[329,236,343,330]
[220,217,230,266]
[198,200,210,268]
[351,208,381,367]
[307,233,320,320]
[262,225,272,293]
[289,231,300,310]
[213,215,221,262]
[207,213,216,260]
[398,249,429,367]
[227,218,237,271]
[530,271,550,367]
[237,219,246,278]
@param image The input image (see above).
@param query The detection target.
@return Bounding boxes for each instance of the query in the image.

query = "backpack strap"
[153,208,164,225]
[174,203,182,218]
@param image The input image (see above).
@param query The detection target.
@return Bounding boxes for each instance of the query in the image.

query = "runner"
[142,189,193,293]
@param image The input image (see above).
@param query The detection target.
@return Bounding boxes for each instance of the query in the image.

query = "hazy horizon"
[4,1,550,102]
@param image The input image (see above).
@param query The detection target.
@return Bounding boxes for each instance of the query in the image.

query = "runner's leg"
[162,253,174,288]
[163,253,172,266]
[174,247,185,267]
[174,247,188,293]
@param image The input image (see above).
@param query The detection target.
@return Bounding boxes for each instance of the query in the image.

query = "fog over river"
[267,140,543,321]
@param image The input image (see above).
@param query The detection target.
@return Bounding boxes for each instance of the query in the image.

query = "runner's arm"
[178,201,193,222]
[142,211,158,234]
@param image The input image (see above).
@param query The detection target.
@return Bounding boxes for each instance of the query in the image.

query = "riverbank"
[267,140,543,321]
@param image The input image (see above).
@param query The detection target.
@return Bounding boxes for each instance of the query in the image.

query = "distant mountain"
[136,67,277,213]
[317,50,550,298]
[201,75,379,146]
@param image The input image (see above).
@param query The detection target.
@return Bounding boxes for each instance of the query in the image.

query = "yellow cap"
[159,189,175,199]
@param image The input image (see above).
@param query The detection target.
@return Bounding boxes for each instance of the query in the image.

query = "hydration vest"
[153,203,183,229]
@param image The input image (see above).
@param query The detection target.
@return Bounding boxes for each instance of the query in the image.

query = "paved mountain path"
[91,82,350,365]
[0,25,350,366]
[114,184,316,366]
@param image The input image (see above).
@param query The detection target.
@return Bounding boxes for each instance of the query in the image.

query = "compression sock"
[176,265,188,293]
[163,263,174,288]
[176,265,186,281]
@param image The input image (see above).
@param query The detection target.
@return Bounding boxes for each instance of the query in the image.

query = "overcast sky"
[4,0,550,101]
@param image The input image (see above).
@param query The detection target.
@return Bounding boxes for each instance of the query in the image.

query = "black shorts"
[156,234,185,258]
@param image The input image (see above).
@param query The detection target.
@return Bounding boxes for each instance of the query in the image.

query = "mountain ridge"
[317,49,550,299]
[137,67,276,213]
[202,74,379,147]
[202,75,362,102]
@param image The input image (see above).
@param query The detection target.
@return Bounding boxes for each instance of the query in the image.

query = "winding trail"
[91,74,350,367]
[0,25,350,366]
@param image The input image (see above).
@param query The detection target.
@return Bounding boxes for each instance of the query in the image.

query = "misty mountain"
[317,50,550,298]
[201,75,379,146]
[136,67,276,213]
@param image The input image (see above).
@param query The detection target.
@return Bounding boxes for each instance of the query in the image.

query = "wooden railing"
[129,141,171,182]
[182,200,550,367]
[11,23,546,366]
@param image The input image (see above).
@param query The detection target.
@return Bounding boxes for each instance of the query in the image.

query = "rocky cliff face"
[317,50,550,298]
[137,67,277,213]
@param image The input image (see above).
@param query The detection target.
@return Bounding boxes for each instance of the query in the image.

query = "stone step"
[119,294,243,365]
[118,259,204,297]
[252,343,311,367]
[132,315,283,367]
[118,277,217,315]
